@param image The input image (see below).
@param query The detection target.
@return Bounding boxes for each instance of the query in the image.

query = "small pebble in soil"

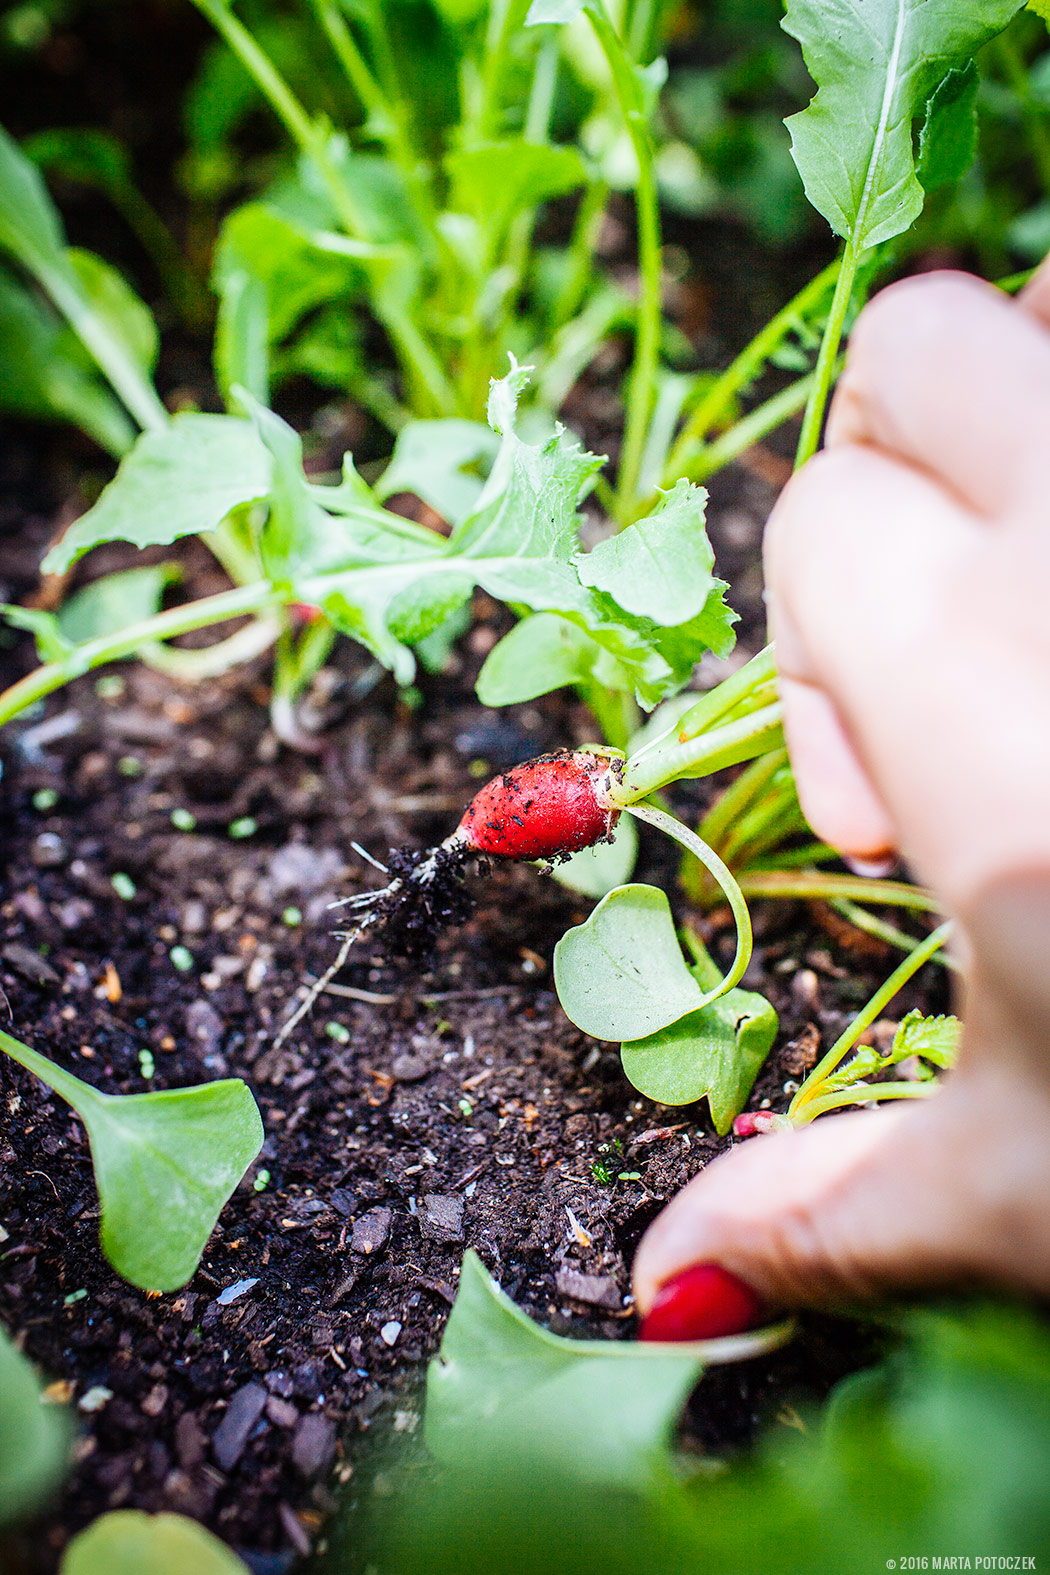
[351,1207,392,1255]
[379,1321,401,1347]
[217,1278,260,1307]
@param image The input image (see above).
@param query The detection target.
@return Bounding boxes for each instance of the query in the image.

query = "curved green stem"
[622,801,752,1006]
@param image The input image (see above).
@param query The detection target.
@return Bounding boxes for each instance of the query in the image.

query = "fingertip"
[779,675,898,860]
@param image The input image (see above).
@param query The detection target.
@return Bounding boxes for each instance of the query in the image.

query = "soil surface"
[0,445,946,1574]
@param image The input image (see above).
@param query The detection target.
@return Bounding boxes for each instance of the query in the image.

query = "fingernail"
[638,1264,767,1342]
[843,852,899,879]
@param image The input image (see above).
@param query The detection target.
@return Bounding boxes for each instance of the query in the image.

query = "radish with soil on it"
[273,743,758,1047]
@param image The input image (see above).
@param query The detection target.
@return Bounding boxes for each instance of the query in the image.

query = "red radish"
[289,601,324,626]
[732,1111,791,1138]
[274,750,623,1045]
[639,1264,766,1342]
[453,751,621,861]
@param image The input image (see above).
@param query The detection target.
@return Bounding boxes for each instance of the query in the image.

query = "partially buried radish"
[274,750,623,1044]
[639,1264,766,1342]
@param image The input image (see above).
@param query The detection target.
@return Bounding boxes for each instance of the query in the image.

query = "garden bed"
[0,445,938,1573]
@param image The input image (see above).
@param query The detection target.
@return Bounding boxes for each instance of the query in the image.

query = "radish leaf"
[917,62,981,192]
[426,1252,704,1493]
[621,975,777,1128]
[553,884,705,1041]
[782,0,1023,249]
[0,1029,263,1292]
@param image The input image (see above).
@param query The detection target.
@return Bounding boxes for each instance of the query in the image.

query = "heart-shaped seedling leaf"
[61,1510,251,1575]
[620,978,777,1131]
[553,884,706,1042]
[0,1030,263,1292]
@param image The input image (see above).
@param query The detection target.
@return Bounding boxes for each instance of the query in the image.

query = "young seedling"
[0,1027,263,1291]
[732,924,960,1137]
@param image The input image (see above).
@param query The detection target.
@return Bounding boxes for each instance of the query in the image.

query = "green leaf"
[56,564,180,645]
[213,202,362,347]
[61,1511,251,1575]
[0,121,66,278]
[552,812,639,898]
[214,267,269,408]
[917,62,981,192]
[782,0,1023,249]
[0,265,135,456]
[446,141,587,245]
[476,613,605,706]
[890,1008,962,1069]
[621,974,777,1129]
[65,249,158,376]
[0,1029,263,1292]
[0,1324,69,1526]
[553,884,705,1041]
[426,1252,704,1493]
[576,481,715,624]
[376,419,499,528]
[1,605,73,664]
[42,413,272,574]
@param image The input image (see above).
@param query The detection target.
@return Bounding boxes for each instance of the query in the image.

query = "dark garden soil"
[0,440,945,1575]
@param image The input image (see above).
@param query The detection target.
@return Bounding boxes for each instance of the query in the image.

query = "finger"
[778,673,897,859]
[825,271,1050,517]
[1019,249,1050,326]
[763,442,993,900]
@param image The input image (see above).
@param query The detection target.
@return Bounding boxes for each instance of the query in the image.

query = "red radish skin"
[732,1111,791,1138]
[639,1264,766,1342]
[454,751,621,862]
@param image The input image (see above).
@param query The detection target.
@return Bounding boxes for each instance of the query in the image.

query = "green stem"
[674,645,776,741]
[795,1080,937,1123]
[0,582,281,728]
[736,869,941,913]
[585,2,662,517]
[0,1028,101,1113]
[677,368,824,488]
[476,0,531,141]
[789,920,953,1120]
[621,703,783,799]
[830,897,959,972]
[795,237,860,468]
[662,259,840,484]
[697,748,787,855]
[623,801,753,1006]
[549,181,610,335]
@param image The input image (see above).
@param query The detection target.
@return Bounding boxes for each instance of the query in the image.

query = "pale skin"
[634,257,1050,1315]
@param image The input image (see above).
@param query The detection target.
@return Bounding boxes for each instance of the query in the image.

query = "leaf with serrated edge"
[782,0,1022,249]
[576,480,714,625]
[553,884,705,1041]
[42,413,271,574]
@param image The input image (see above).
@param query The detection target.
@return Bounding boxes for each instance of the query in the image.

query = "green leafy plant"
[0,1027,263,1291]
[335,1259,1050,1574]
